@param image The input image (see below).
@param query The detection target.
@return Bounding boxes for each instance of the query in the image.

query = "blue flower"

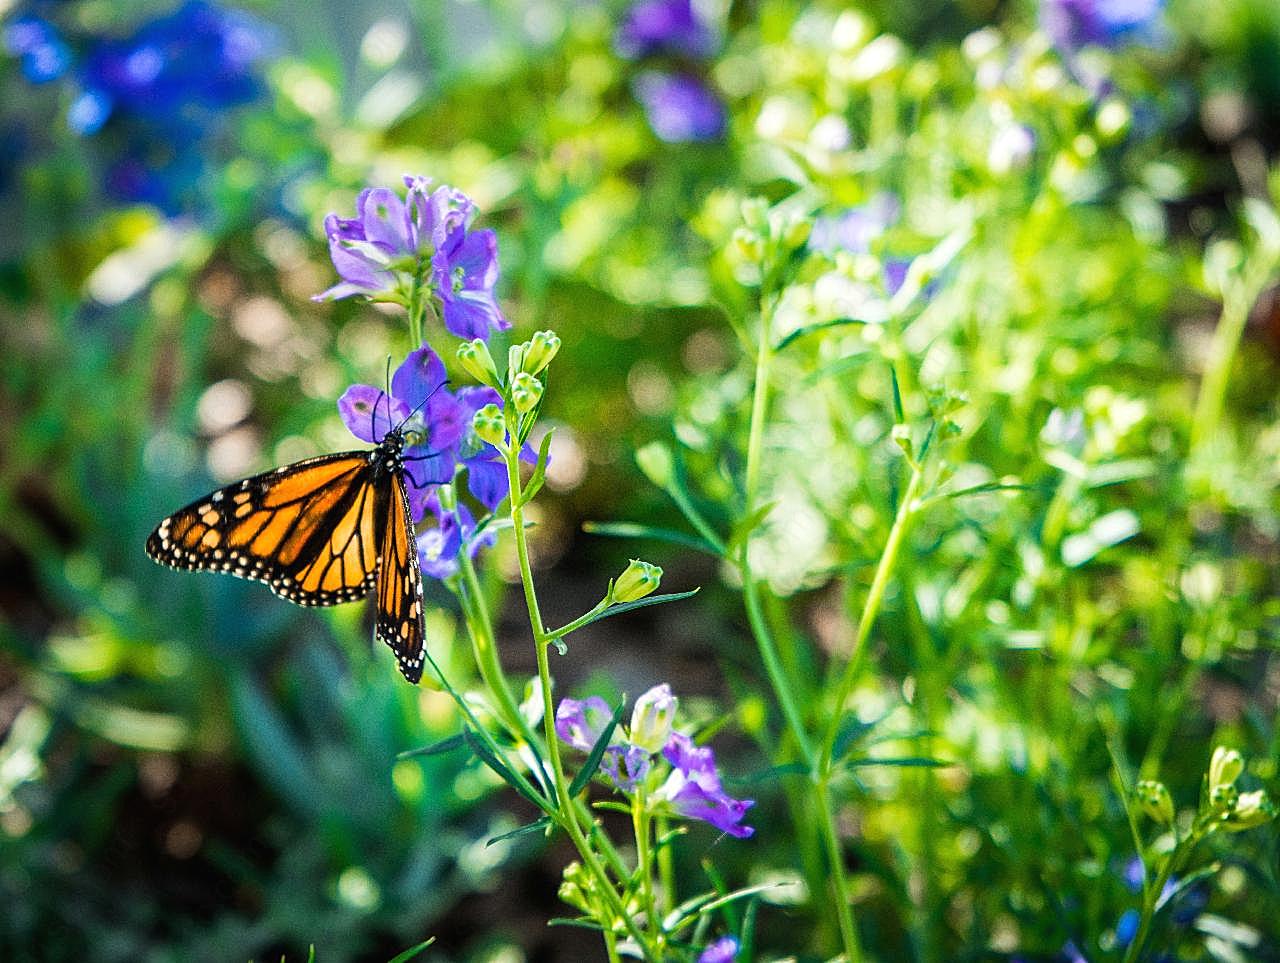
[632,71,725,143]
[1041,0,1164,56]
[71,1,272,135]
[3,16,70,84]
[1115,908,1140,947]
[697,936,739,963]
[615,0,717,60]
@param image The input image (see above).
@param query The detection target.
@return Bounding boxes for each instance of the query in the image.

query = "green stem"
[503,414,658,961]
[1122,830,1196,963]
[818,462,927,774]
[633,788,662,953]
[455,548,532,743]
[813,778,863,963]
[1190,270,1259,454]
[656,815,676,914]
[546,598,611,642]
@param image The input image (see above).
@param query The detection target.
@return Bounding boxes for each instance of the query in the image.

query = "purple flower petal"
[392,345,449,412]
[615,0,718,60]
[660,732,754,838]
[600,744,653,793]
[697,937,740,963]
[556,697,615,752]
[338,384,409,444]
[358,186,414,256]
[421,393,468,452]
[464,456,509,511]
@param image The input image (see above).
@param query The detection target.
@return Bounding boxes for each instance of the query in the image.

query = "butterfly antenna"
[394,378,451,433]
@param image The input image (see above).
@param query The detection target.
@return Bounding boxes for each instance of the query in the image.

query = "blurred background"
[3,0,1280,960]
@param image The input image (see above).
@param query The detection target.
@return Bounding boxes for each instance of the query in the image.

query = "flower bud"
[740,197,769,232]
[456,338,500,387]
[635,441,674,489]
[1208,746,1244,792]
[783,216,812,250]
[612,559,662,604]
[508,343,527,378]
[510,372,543,414]
[731,226,765,264]
[1134,780,1174,826]
[521,330,561,376]
[472,403,506,447]
[558,861,594,915]
[629,683,677,754]
[1209,782,1239,815]
[1224,790,1277,831]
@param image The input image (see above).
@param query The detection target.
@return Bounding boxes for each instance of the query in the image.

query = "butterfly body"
[146,427,427,683]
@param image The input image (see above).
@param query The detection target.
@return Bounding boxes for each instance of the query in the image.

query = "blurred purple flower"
[659,732,754,837]
[633,71,725,143]
[601,744,652,792]
[416,494,494,579]
[615,0,717,60]
[556,696,616,752]
[1041,0,1164,55]
[1115,908,1140,947]
[4,16,70,83]
[808,193,901,255]
[698,937,739,963]
[70,1,273,135]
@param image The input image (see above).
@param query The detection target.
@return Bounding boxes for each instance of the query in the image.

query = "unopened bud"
[629,683,677,754]
[1134,780,1174,826]
[456,339,500,387]
[508,343,527,378]
[558,861,594,915]
[1224,790,1276,831]
[740,197,769,231]
[731,226,765,264]
[521,330,561,376]
[1209,782,1239,814]
[1209,747,1244,793]
[612,559,662,604]
[783,216,812,250]
[472,404,506,447]
[510,372,543,414]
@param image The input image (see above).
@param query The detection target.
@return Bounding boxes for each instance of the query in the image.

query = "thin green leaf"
[582,520,721,557]
[591,800,632,815]
[774,316,869,351]
[843,755,951,769]
[397,732,467,760]
[547,917,606,932]
[832,709,894,760]
[728,500,777,555]
[663,884,779,934]
[890,365,905,424]
[462,728,550,811]
[486,816,552,847]
[724,762,809,787]
[740,897,760,962]
[519,429,556,506]
[559,589,701,633]
[938,481,1028,502]
[569,701,626,796]
[386,937,436,963]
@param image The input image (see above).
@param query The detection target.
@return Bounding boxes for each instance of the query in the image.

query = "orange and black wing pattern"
[373,470,426,683]
[145,452,382,607]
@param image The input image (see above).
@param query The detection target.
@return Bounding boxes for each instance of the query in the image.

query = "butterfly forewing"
[374,471,426,684]
[145,452,381,606]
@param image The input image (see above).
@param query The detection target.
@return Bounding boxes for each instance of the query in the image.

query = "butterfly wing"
[145,452,383,607]
[373,468,426,683]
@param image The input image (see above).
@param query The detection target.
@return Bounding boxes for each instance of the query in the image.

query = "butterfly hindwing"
[374,469,426,684]
[145,452,381,607]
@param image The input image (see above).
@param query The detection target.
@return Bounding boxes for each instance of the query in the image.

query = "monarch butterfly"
[145,408,429,684]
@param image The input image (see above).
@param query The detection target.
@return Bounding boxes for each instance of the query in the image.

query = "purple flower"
[658,732,754,838]
[338,346,464,520]
[1041,0,1164,55]
[601,744,652,792]
[4,16,71,84]
[615,0,717,60]
[632,71,725,143]
[316,177,510,341]
[434,227,507,340]
[698,936,739,963]
[556,696,615,752]
[416,494,494,579]
[1115,907,1140,946]
[808,193,901,255]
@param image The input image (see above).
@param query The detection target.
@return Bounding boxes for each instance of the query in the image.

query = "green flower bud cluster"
[726,196,813,286]
[1134,780,1174,826]
[1201,746,1276,833]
